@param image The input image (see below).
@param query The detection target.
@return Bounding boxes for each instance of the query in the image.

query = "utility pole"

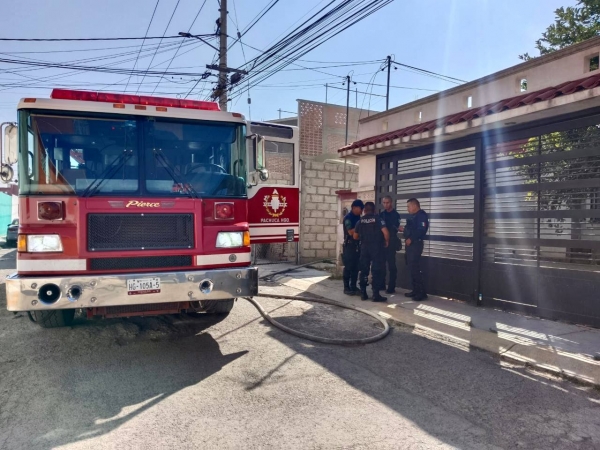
[325,83,328,104]
[343,75,351,189]
[345,75,350,146]
[386,55,391,111]
[278,108,282,119]
[218,0,228,111]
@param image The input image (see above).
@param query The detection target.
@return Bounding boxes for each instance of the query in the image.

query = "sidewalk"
[257,262,600,387]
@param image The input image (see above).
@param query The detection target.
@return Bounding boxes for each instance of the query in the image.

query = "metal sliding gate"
[376,140,481,302]
[376,112,600,327]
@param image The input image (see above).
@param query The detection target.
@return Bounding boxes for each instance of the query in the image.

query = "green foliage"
[519,0,600,60]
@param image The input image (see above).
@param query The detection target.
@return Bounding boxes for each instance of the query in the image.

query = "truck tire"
[31,309,75,328]
[202,299,235,315]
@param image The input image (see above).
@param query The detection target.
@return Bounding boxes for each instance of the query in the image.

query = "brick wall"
[298,99,377,158]
[300,159,358,261]
[265,151,293,184]
[299,102,324,157]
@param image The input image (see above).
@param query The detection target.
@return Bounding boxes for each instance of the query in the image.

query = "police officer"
[380,195,401,294]
[342,199,364,295]
[400,198,429,301]
[353,201,390,302]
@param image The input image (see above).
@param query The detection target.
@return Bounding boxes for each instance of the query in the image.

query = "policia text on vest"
[353,202,390,302]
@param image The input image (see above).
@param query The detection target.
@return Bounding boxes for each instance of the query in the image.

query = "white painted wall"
[357,155,376,190]
[358,38,600,140]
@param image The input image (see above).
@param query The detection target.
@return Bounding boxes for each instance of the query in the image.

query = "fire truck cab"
[3,89,299,327]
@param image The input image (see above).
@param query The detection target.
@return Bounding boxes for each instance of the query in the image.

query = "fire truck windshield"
[17,111,247,198]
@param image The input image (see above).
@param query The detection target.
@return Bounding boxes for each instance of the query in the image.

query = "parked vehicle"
[6,219,18,246]
[3,89,299,328]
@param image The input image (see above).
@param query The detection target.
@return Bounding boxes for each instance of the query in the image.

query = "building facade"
[340,37,600,327]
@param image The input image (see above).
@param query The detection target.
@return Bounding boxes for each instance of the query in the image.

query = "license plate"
[127,277,161,295]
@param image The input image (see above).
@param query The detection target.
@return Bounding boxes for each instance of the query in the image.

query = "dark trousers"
[342,242,360,288]
[384,240,399,291]
[406,241,425,295]
[359,244,385,294]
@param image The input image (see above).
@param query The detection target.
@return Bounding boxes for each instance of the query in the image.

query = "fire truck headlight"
[216,232,243,248]
[25,235,64,253]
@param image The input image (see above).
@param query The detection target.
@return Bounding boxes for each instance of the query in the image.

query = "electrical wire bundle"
[223,0,394,102]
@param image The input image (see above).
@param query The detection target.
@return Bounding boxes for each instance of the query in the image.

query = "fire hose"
[244,294,390,345]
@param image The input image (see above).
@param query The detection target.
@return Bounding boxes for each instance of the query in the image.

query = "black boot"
[360,287,369,301]
[373,291,387,302]
[343,277,354,296]
[404,291,416,298]
[350,276,360,295]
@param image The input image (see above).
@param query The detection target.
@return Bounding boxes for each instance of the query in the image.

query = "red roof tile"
[340,73,600,152]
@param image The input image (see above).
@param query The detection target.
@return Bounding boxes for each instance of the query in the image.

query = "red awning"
[340,73,600,153]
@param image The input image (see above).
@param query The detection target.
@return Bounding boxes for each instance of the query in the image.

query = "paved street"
[1,251,600,449]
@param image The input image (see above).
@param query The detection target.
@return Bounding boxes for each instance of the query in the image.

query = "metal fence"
[376,109,600,327]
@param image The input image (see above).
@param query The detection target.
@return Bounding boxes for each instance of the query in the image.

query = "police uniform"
[380,208,401,293]
[354,213,387,301]
[403,209,429,300]
[342,207,362,294]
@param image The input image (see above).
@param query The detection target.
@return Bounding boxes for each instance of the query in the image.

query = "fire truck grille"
[88,214,194,251]
[89,255,193,271]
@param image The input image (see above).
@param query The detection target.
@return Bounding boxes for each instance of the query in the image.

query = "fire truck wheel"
[202,299,235,315]
[30,309,76,328]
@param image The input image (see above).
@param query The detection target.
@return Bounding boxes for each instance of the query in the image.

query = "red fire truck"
[3,89,299,328]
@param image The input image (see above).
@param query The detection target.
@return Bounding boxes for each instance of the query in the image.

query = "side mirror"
[4,124,18,165]
[258,168,269,182]
[254,134,265,171]
[246,133,269,185]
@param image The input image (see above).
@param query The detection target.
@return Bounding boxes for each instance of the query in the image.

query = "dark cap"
[351,199,364,209]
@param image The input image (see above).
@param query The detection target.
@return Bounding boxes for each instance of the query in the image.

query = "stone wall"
[300,159,358,261]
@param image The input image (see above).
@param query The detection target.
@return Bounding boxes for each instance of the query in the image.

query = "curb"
[382,315,600,390]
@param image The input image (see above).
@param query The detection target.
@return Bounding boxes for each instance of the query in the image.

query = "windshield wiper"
[153,149,199,199]
[82,149,134,197]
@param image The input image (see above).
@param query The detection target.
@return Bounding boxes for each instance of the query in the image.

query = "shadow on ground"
[261,297,600,449]
[0,296,246,449]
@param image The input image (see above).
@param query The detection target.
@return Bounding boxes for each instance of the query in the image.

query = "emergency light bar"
[50,89,221,111]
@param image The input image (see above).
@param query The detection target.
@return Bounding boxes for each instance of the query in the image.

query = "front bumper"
[6,267,258,311]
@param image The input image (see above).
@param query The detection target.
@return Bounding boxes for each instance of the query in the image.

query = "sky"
[0,0,579,124]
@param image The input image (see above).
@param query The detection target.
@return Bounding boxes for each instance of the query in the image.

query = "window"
[519,78,528,92]
[259,140,295,185]
[144,120,246,197]
[589,55,600,72]
[18,111,247,198]
[20,113,138,195]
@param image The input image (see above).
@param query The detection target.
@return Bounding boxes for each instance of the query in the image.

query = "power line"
[136,0,182,94]
[0,40,200,94]
[390,60,467,84]
[0,35,205,42]
[125,0,161,93]
[150,0,208,95]
[228,0,281,50]
[228,0,393,101]
[0,41,187,55]
[0,56,206,78]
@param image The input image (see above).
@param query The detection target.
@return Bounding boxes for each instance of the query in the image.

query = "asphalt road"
[1,250,599,449]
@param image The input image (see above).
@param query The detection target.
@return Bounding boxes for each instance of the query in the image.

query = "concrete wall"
[358,37,600,140]
[300,159,358,261]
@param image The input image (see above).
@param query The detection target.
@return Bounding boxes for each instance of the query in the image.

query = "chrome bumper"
[6,267,258,311]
